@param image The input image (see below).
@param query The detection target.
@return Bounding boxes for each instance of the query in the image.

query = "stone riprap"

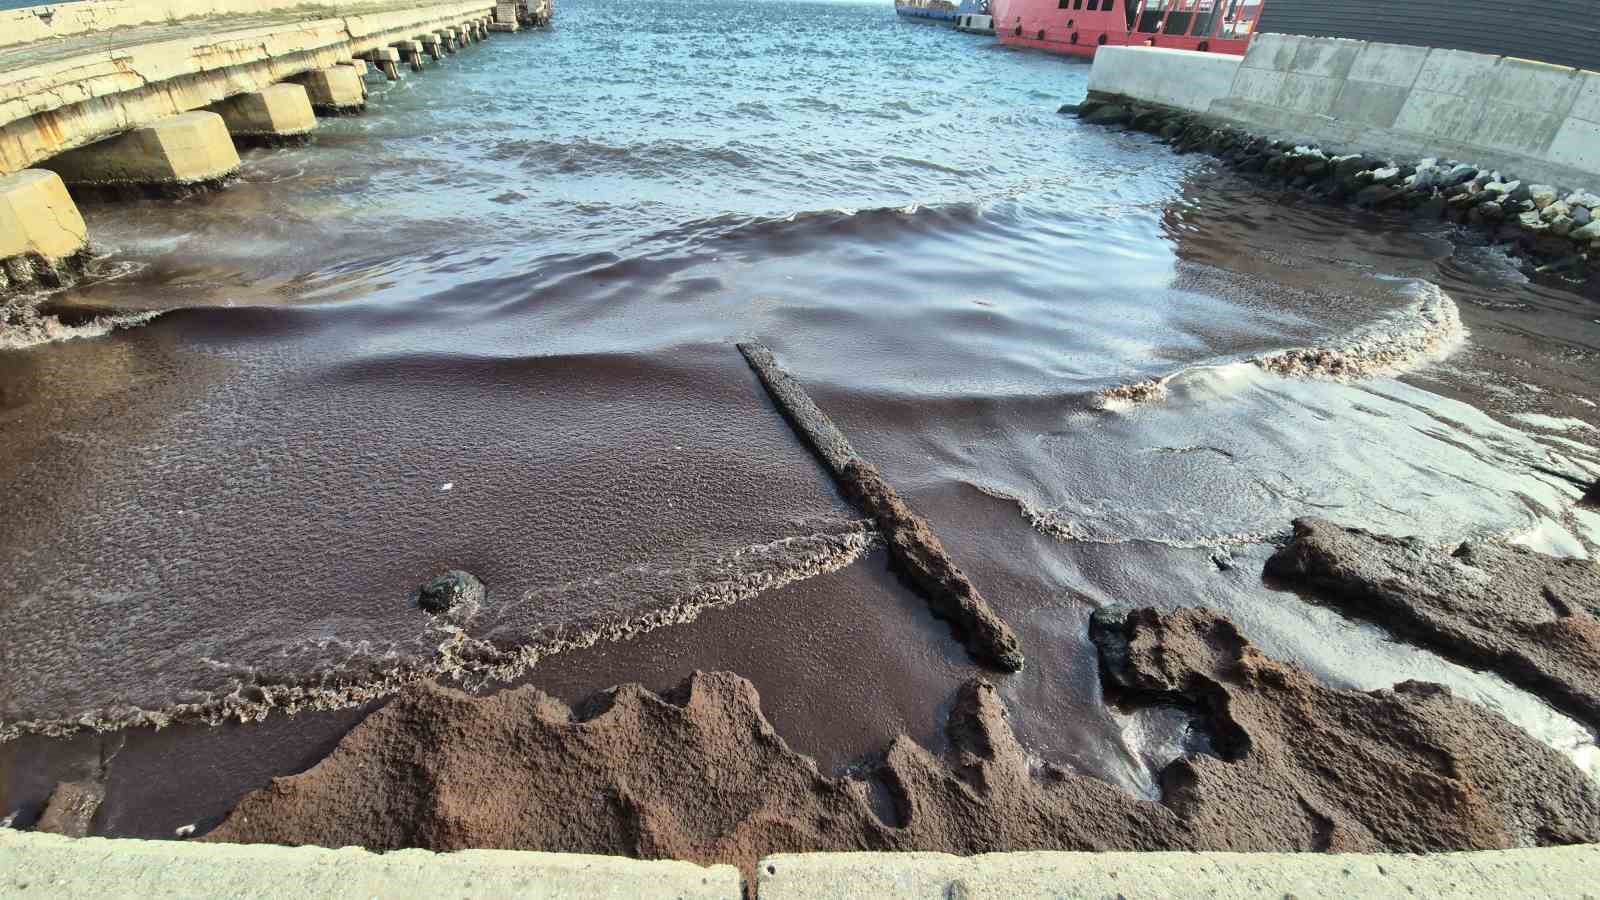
[1067,96,1600,288]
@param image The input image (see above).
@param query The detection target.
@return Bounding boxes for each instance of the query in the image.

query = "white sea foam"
[1096,280,1465,410]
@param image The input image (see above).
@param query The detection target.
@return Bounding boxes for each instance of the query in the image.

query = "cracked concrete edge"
[0,831,742,900]
[756,846,1600,899]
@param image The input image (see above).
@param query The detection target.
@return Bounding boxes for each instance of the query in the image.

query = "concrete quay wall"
[0,0,495,174]
[0,0,479,49]
[3,831,1597,899]
[1088,36,1600,187]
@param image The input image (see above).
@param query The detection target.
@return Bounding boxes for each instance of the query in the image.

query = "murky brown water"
[3,0,1599,837]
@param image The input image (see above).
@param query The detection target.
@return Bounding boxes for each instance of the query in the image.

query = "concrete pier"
[209,84,317,145]
[42,112,241,193]
[0,170,88,291]
[293,68,367,116]
[421,33,446,60]
[0,0,498,175]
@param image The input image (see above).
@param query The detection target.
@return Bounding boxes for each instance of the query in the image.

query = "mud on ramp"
[206,608,1600,876]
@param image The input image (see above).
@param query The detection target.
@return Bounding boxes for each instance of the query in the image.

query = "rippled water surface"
[4,0,1600,831]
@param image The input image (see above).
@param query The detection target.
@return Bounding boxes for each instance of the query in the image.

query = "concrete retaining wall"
[1087,46,1244,115]
[1088,35,1600,186]
[0,0,495,173]
[4,831,1596,898]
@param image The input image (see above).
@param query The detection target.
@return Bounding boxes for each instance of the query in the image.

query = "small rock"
[1566,190,1600,209]
[1355,184,1398,208]
[1517,210,1548,233]
[1570,220,1600,241]
[36,782,104,838]
[1471,201,1505,223]
[1541,201,1571,222]
[1550,215,1575,237]
[1507,182,1532,204]
[418,570,486,614]
[1483,181,1513,196]
[1083,104,1131,126]
[1572,206,1593,227]
[1371,166,1402,184]
[1057,103,1080,115]
[1443,164,1479,187]
[1529,185,1558,209]
[175,823,197,838]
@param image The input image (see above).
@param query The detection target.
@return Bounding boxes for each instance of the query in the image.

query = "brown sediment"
[205,608,1599,876]
[736,340,1024,671]
[35,781,104,837]
[1265,517,1600,730]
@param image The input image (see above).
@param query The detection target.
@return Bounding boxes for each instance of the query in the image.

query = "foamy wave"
[0,523,879,741]
[1097,280,1465,410]
[0,300,160,351]
[976,484,1277,551]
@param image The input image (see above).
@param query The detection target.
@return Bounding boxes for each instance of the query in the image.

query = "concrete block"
[1484,57,1585,112]
[1393,88,1485,144]
[1085,47,1242,113]
[1346,41,1431,88]
[1564,69,1600,124]
[1549,115,1600,174]
[341,58,370,76]
[1240,32,1301,72]
[1270,70,1344,116]
[1329,79,1410,129]
[1286,36,1361,79]
[0,832,741,900]
[210,84,316,143]
[294,67,365,115]
[1228,66,1291,107]
[1469,101,1568,156]
[44,111,240,188]
[1411,47,1502,97]
[0,169,87,262]
[758,846,1600,900]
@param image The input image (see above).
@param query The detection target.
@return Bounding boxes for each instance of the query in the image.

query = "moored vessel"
[896,0,993,28]
[997,0,1263,59]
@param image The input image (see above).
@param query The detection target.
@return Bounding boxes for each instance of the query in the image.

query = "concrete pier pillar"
[390,39,426,72]
[442,28,459,52]
[0,169,88,291]
[491,2,521,32]
[420,33,444,60]
[43,112,240,194]
[292,67,366,116]
[365,47,402,81]
[209,84,317,146]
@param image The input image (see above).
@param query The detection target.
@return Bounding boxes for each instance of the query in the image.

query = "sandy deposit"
[204,607,1600,877]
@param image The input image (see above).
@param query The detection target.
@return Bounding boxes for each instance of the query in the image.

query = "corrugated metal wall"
[1256,0,1599,72]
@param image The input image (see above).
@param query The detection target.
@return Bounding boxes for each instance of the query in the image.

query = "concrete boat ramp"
[2,831,1597,898]
[0,0,550,292]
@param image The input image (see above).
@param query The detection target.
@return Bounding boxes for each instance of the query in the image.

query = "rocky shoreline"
[1064,94,1600,293]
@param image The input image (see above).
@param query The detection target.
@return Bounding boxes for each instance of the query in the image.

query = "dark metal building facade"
[1255,0,1599,72]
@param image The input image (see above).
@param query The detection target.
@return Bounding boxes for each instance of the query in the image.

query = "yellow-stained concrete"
[43,111,241,187]
[0,169,88,262]
[294,68,366,114]
[210,83,317,141]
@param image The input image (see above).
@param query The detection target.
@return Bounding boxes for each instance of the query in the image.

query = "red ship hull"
[994,0,1261,60]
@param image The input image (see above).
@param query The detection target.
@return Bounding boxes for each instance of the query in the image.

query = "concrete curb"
[0,831,741,899]
[758,847,1600,899]
[4,831,1598,898]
